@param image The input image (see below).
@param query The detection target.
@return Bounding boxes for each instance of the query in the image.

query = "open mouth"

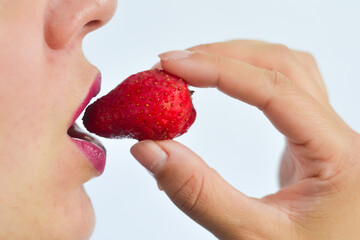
[67,72,106,175]
[67,123,106,153]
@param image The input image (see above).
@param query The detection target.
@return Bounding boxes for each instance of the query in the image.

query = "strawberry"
[82,69,196,141]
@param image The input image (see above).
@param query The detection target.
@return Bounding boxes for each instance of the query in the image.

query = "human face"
[0,0,117,239]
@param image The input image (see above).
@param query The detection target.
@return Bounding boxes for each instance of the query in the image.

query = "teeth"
[68,123,106,153]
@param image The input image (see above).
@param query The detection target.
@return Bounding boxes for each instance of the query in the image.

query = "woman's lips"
[67,72,106,175]
[68,124,106,175]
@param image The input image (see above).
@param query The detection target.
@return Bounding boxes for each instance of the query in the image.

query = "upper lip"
[67,72,106,154]
[69,72,102,128]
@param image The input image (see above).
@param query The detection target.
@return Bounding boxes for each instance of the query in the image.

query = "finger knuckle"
[271,43,297,66]
[268,70,293,91]
[272,43,291,54]
[301,51,315,60]
[213,55,228,88]
[171,172,207,218]
[259,70,294,111]
[215,54,226,68]
[299,51,318,66]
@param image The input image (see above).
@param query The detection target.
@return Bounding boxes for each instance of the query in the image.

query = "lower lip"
[71,138,106,175]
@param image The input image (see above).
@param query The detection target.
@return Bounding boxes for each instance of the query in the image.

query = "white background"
[82,0,360,239]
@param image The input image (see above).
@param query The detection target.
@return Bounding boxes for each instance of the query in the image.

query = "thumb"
[130,140,289,239]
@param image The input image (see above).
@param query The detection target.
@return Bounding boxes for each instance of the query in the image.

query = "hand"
[131,40,360,239]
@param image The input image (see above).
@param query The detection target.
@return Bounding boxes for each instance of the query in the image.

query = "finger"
[188,40,328,104]
[292,50,328,98]
[151,61,163,70]
[158,50,348,160]
[131,140,292,239]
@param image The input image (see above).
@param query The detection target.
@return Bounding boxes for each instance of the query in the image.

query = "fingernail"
[130,140,167,175]
[158,50,193,61]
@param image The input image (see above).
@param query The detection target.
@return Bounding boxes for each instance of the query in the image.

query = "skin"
[0,0,116,239]
[2,0,359,239]
[131,40,360,239]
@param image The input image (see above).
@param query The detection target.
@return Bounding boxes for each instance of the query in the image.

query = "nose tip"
[45,0,117,49]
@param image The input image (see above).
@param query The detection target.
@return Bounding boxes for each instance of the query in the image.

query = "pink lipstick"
[67,73,106,175]
[70,73,102,127]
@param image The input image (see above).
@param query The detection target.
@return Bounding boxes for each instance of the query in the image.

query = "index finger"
[158,50,346,150]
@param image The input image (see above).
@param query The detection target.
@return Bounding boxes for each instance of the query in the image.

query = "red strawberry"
[82,69,196,141]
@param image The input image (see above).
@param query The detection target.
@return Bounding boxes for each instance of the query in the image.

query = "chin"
[2,186,96,240]
[66,187,96,240]
[74,188,96,240]
[45,186,96,240]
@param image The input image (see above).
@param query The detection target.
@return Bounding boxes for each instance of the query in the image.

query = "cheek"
[0,0,74,171]
[0,0,51,161]
[0,2,94,239]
